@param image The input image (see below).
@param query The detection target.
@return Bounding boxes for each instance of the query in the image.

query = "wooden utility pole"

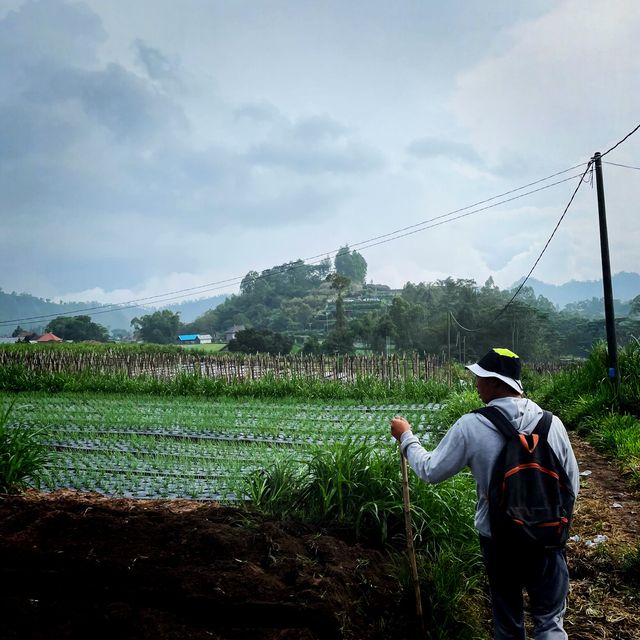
[593,152,619,389]
[447,311,452,386]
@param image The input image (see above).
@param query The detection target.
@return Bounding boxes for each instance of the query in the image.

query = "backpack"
[473,406,575,550]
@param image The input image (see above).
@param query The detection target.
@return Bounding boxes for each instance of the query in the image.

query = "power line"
[601,123,640,157]
[343,163,587,252]
[449,311,482,333]
[493,162,594,322]
[437,122,640,332]
[1,166,587,327]
[603,160,640,171]
[349,173,585,253]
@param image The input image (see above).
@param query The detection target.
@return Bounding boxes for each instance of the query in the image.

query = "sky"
[1,0,638,306]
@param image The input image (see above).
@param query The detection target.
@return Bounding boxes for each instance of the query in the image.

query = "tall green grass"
[0,402,49,493]
[530,340,640,482]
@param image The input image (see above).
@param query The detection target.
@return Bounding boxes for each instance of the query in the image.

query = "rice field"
[5,393,442,501]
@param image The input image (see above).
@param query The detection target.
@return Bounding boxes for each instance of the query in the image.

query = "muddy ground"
[0,435,638,640]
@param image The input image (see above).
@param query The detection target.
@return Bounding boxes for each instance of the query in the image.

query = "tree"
[131,310,182,344]
[334,246,367,283]
[11,325,25,337]
[301,335,321,355]
[322,327,354,354]
[46,315,109,342]
[227,328,293,355]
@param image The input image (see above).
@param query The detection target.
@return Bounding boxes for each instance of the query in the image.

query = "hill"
[512,272,640,309]
[0,289,227,336]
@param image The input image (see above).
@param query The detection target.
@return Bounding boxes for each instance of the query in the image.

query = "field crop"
[3,393,442,501]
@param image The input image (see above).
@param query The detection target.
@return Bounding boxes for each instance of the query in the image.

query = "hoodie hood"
[488,397,543,434]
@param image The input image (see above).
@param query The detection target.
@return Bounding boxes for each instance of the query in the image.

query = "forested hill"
[0,289,227,335]
[181,250,640,361]
[3,254,640,359]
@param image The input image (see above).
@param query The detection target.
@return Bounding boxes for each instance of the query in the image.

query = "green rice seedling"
[0,402,50,493]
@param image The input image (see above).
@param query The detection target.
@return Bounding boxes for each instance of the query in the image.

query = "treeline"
[9,247,640,360]
[184,266,640,360]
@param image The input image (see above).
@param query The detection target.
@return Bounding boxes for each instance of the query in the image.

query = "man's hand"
[390,416,412,442]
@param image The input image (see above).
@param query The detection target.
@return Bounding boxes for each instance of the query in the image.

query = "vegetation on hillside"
[530,339,640,484]
[182,259,640,359]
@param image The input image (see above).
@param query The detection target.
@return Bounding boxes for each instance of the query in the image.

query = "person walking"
[391,347,579,639]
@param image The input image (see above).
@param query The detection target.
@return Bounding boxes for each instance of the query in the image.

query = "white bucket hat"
[465,347,523,393]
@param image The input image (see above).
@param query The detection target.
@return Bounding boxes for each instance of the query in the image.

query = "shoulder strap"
[472,406,519,440]
[533,410,553,439]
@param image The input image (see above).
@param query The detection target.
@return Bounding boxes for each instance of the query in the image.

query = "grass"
[530,340,640,483]
[0,402,49,493]
[181,343,227,352]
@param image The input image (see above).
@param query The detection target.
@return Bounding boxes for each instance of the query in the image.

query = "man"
[391,347,579,640]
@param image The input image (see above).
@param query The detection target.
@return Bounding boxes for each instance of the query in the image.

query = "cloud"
[407,136,483,167]
[452,0,640,166]
[28,63,187,141]
[245,114,383,174]
[134,39,181,83]
[0,1,383,295]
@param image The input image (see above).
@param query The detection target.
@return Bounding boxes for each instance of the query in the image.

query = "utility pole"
[447,311,452,386]
[593,152,619,389]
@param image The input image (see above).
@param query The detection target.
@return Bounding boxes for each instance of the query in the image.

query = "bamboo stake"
[400,448,426,638]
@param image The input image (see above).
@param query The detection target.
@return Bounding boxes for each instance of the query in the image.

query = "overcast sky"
[1,0,638,305]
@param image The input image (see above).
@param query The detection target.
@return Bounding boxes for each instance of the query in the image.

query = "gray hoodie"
[399,397,580,538]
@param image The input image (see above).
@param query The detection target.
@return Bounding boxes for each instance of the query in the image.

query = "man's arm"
[391,415,470,484]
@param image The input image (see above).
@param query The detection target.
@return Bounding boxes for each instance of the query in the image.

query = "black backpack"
[473,406,575,549]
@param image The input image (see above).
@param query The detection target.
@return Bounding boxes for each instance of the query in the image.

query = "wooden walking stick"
[400,447,426,637]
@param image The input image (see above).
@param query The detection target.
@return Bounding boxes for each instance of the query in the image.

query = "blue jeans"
[480,535,569,639]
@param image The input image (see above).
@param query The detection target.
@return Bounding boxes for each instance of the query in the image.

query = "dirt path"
[0,433,638,639]
[564,434,640,640]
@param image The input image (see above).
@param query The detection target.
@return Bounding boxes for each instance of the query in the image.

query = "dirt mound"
[0,491,412,640]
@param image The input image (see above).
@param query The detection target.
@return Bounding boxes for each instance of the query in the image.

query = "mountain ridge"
[0,290,228,336]
[511,271,640,308]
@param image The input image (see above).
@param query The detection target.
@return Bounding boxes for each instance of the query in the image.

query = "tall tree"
[334,246,367,283]
[131,310,182,344]
[46,315,109,342]
[322,273,354,354]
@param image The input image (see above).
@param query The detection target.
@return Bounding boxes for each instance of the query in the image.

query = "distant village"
[0,326,246,347]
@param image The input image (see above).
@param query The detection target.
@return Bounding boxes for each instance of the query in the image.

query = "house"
[0,337,20,344]
[223,325,245,342]
[37,332,63,343]
[14,330,39,343]
[177,334,213,345]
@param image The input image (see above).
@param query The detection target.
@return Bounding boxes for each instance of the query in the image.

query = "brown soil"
[564,434,640,640]
[0,434,638,640]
